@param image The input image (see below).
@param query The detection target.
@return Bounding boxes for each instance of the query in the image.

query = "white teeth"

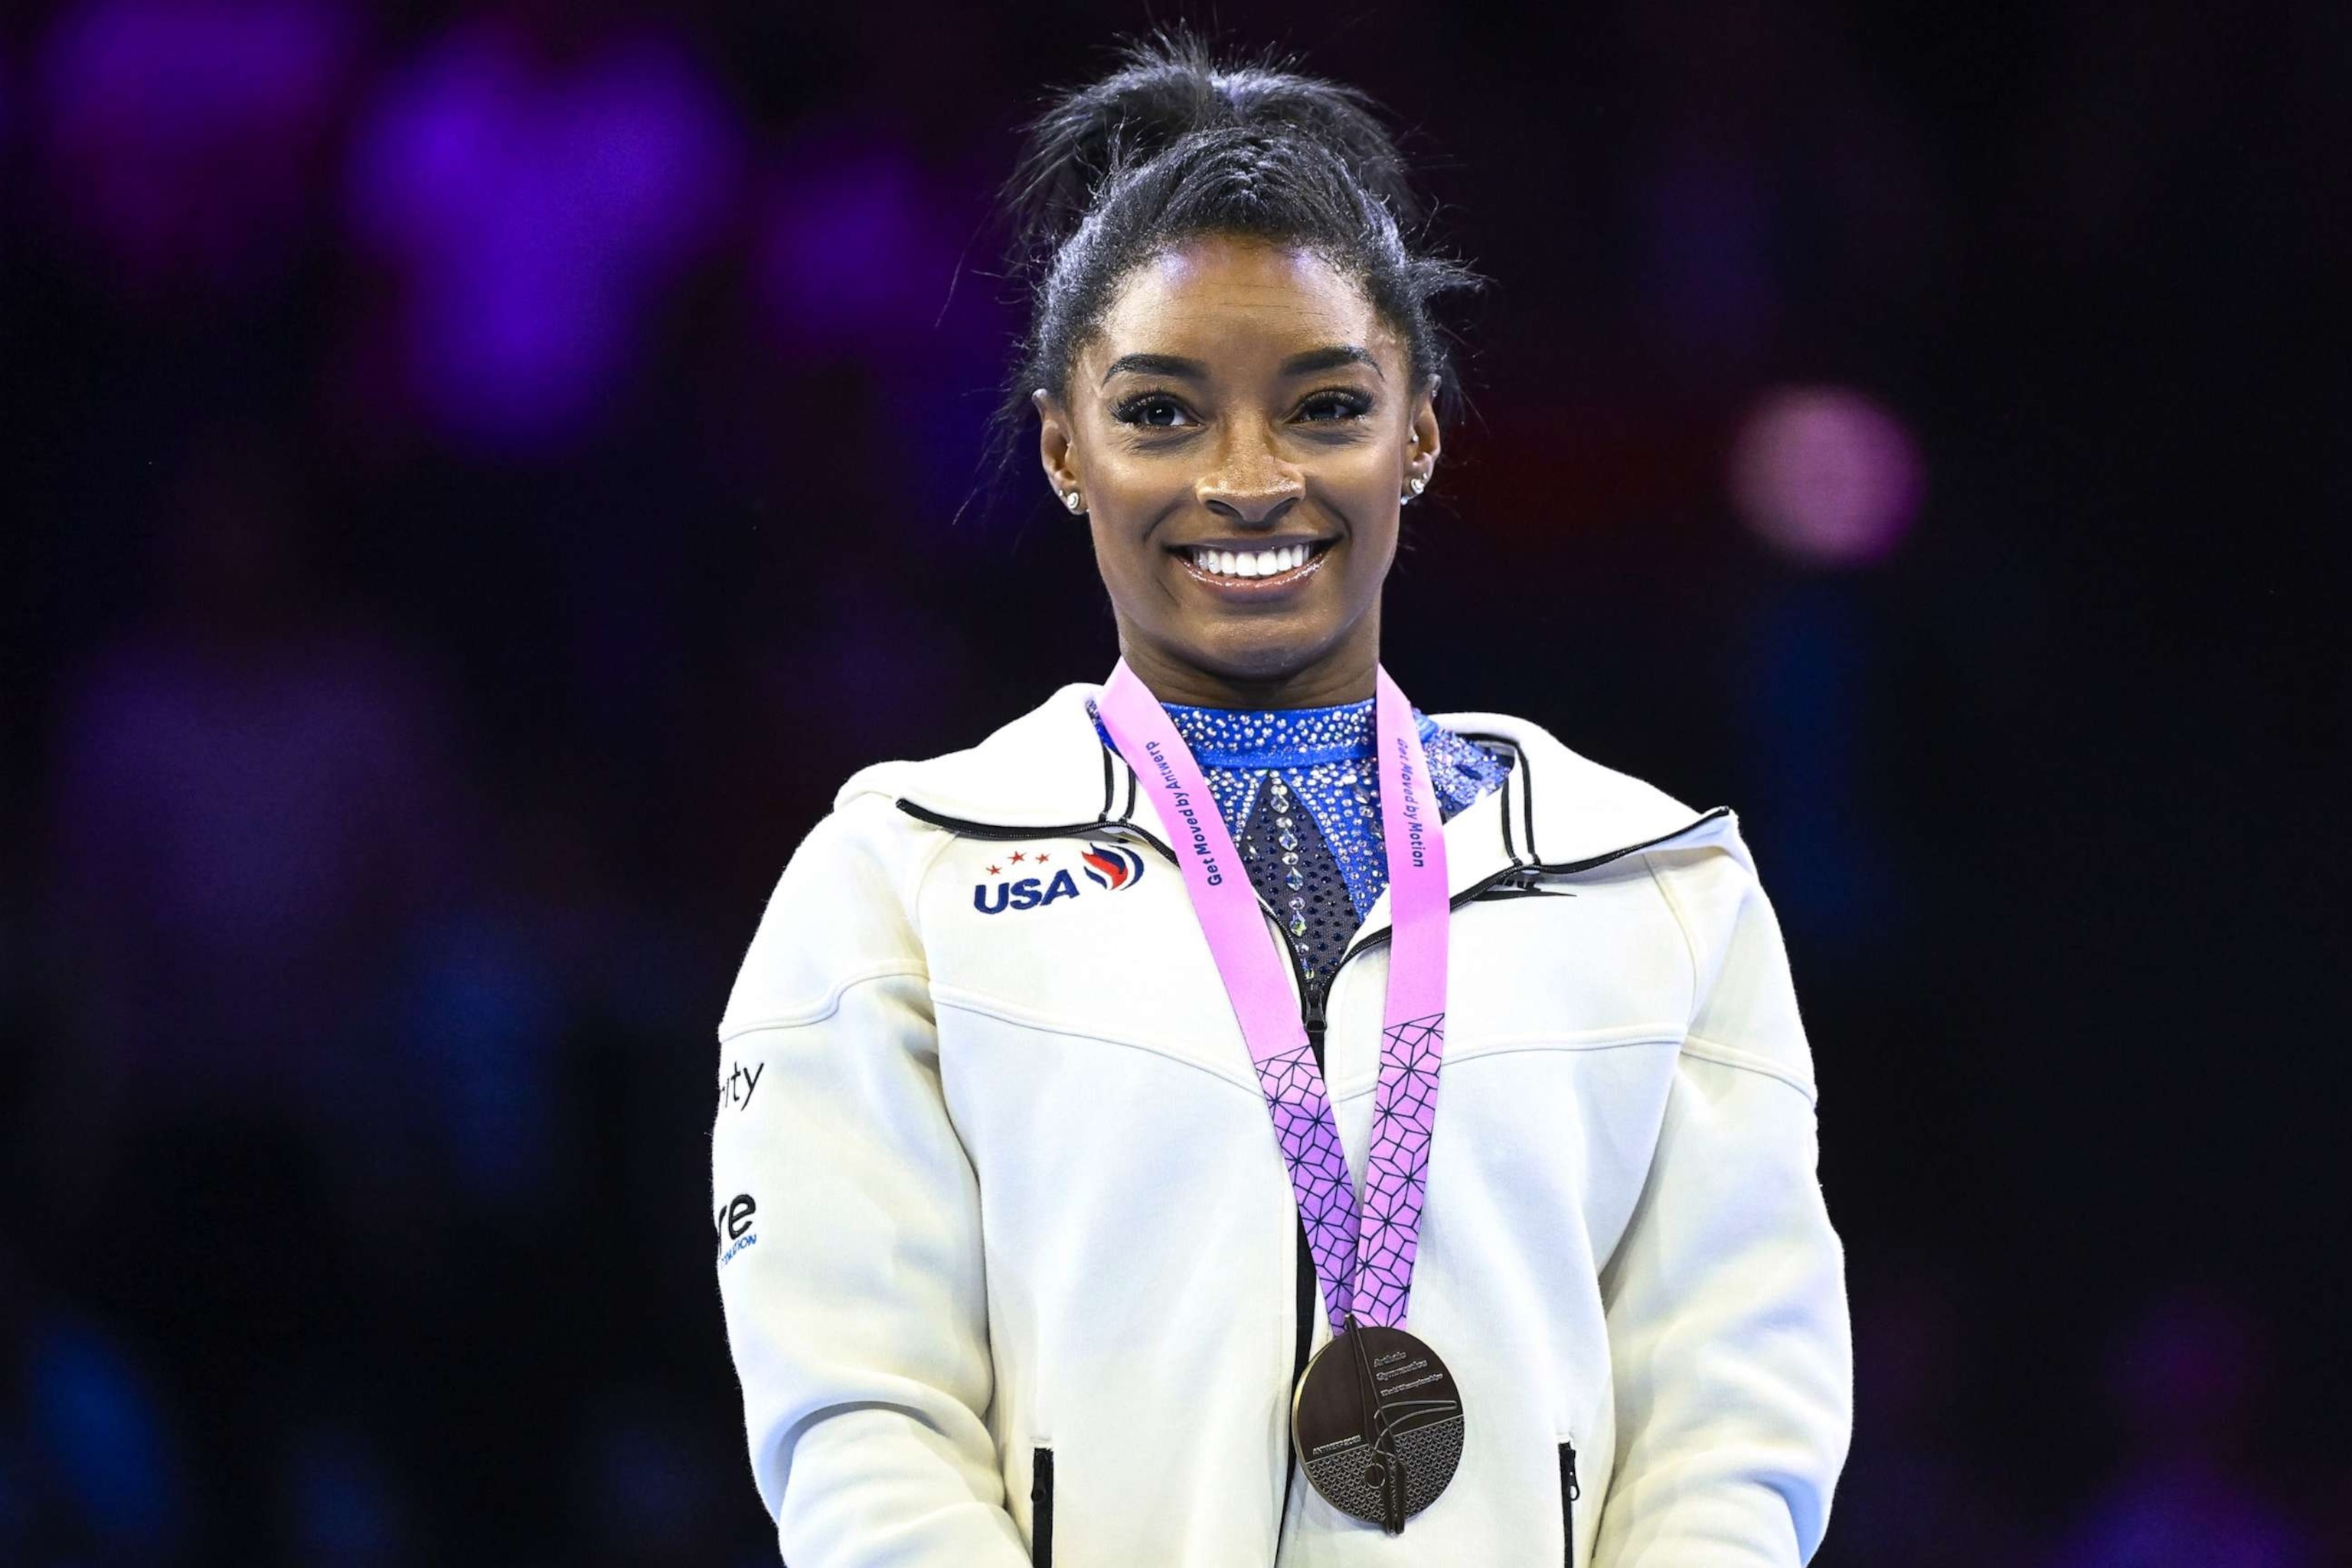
[1191,544,1316,577]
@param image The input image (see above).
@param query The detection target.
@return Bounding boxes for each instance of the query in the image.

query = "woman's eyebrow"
[1099,345,1383,384]
[1280,345,1381,378]
[1101,352,1207,384]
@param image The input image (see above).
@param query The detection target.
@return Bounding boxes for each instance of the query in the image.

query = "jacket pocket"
[1557,1440,1580,1566]
[1030,1446,1055,1568]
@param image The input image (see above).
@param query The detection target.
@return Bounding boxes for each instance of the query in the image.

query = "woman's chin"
[1161,622,1361,694]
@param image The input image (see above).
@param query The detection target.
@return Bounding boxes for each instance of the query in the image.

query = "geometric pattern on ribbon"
[1250,1040,1364,1325]
[1353,1011,1445,1326]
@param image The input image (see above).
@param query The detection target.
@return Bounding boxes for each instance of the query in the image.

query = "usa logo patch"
[1081,842,1145,891]
[972,842,1145,914]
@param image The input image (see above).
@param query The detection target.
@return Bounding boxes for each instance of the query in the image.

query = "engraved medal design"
[1097,662,1462,1533]
[1292,1320,1465,1533]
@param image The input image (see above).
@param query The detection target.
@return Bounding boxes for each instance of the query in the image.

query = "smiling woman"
[1008,45,1471,709]
[1038,237,1433,707]
[712,31,1852,1568]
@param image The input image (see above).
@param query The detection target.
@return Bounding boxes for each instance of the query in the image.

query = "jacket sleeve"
[711,799,1030,1566]
[1591,835,1854,1566]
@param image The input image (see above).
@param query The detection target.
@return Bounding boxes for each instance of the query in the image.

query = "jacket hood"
[835,680,1740,886]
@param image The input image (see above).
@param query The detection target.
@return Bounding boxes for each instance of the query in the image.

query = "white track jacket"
[713,681,1851,1567]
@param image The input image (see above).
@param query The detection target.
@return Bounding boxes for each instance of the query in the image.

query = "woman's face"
[1037,235,1439,708]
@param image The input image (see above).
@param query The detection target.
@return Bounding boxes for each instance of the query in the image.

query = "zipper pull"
[1563,1441,1579,1501]
[1305,1008,1327,1067]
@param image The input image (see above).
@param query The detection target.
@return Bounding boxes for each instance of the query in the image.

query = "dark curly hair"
[998,31,1478,446]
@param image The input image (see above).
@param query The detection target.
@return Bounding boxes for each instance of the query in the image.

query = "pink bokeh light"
[1728,384,1925,567]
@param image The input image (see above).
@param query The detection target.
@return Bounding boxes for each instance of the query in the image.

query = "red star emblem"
[1008,851,1027,864]
[1036,852,1051,864]
[985,864,1001,876]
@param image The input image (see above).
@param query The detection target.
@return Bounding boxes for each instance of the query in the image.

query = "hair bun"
[1008,30,1419,252]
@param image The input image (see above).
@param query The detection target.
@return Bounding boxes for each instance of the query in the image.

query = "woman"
[714,37,1850,1566]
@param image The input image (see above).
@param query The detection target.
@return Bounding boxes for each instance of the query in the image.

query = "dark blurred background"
[2,2,2345,1563]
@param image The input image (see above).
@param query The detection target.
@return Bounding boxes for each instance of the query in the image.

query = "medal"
[1292,1318,1465,1532]
[1097,662,1462,1533]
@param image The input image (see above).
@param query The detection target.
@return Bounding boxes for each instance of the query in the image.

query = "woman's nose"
[1196,435,1305,524]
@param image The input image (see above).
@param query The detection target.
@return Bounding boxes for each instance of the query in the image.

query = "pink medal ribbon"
[1096,659,1450,1332]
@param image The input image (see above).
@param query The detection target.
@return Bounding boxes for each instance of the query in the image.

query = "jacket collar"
[839,681,1736,903]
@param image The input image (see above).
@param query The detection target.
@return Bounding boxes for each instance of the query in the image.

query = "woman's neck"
[1115,629,1378,710]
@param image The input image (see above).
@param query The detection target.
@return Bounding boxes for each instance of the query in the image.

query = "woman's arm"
[712,800,1030,1567]
[1592,835,1854,1565]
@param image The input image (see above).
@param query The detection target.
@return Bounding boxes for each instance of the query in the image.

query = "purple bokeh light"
[345,19,743,452]
[757,137,953,349]
[36,0,356,290]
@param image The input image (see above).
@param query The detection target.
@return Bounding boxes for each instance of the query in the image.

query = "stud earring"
[1063,490,1085,514]
[1403,473,1428,501]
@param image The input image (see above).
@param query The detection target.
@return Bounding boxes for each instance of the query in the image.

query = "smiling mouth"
[1172,539,1335,588]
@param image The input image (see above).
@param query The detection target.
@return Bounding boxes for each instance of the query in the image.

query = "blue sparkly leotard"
[1093,697,1511,1004]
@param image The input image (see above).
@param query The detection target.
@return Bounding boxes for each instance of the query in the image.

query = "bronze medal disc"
[1290,1322,1465,1533]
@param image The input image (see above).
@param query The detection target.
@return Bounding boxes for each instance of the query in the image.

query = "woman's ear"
[1405,384,1442,491]
[1034,388,1081,504]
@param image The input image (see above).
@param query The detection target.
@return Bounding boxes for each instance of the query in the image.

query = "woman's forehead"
[1087,236,1401,373]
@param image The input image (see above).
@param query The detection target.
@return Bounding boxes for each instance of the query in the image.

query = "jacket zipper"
[1559,1441,1579,1566]
[1030,1446,1054,1567]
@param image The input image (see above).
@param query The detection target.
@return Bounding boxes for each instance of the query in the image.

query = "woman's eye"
[1116,394,1193,429]
[1298,390,1373,422]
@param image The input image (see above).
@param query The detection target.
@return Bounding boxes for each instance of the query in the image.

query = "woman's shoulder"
[1428,706,1716,854]
[828,682,1109,828]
